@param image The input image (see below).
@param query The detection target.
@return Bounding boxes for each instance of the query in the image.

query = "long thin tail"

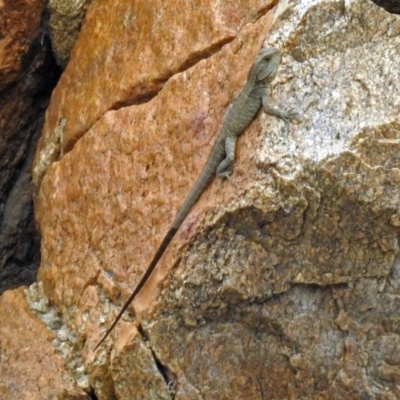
[94,227,178,350]
[94,135,225,350]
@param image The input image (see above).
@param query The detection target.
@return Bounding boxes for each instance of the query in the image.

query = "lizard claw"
[217,165,234,180]
[217,166,239,194]
[225,174,238,191]
[282,109,300,123]
[217,162,237,183]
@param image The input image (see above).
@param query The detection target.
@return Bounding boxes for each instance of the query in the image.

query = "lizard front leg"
[262,94,299,123]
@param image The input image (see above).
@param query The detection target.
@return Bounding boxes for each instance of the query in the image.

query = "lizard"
[94,47,298,350]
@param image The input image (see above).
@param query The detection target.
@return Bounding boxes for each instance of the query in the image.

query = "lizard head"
[253,48,282,83]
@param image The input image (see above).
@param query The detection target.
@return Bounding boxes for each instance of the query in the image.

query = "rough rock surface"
[32,0,276,193]
[47,0,94,68]
[0,0,59,294]
[17,0,400,399]
[0,286,88,399]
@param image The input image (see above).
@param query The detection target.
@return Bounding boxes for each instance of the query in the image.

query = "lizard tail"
[94,227,178,351]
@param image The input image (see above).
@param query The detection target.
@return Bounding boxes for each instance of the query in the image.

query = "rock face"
[32,0,275,192]
[0,286,88,399]
[0,0,59,295]
[3,0,400,398]
[47,0,95,68]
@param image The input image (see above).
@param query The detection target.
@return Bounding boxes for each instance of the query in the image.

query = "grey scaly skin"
[94,48,297,350]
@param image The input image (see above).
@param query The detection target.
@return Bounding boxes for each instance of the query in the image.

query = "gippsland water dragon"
[95,47,297,350]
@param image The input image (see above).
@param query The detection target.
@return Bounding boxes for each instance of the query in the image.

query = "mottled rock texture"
[15,0,400,399]
[32,0,276,193]
[47,0,94,68]
[0,0,59,295]
[0,286,88,399]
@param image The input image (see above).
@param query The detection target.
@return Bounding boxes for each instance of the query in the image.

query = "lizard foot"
[282,109,300,123]
[217,163,239,191]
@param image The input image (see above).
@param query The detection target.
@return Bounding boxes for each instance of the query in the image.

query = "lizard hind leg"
[216,134,240,195]
[216,135,237,179]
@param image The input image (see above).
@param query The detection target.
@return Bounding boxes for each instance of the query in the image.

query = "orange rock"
[0,287,86,399]
[33,0,276,191]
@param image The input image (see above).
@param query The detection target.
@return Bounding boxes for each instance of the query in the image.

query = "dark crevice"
[137,324,175,398]
[151,347,176,399]
[137,322,148,341]
[177,37,234,76]
[290,281,349,290]
[0,7,61,294]
[86,387,99,400]
[256,1,279,19]
[114,36,235,110]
